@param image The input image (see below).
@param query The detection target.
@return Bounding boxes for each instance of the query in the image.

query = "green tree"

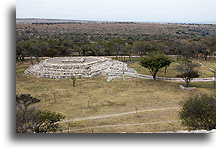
[22,41,34,65]
[133,41,153,57]
[32,110,64,133]
[140,52,172,80]
[16,94,64,133]
[16,94,40,133]
[109,39,125,60]
[46,39,60,57]
[80,44,90,56]
[179,95,216,131]
[38,40,49,60]
[124,44,133,61]
[71,76,77,87]
[175,58,200,87]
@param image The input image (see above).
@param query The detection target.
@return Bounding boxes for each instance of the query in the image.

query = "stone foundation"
[179,85,196,90]
[62,57,85,63]
[24,57,137,80]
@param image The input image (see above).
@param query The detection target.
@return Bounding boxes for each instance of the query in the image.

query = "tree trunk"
[30,55,33,65]
[116,46,119,60]
[204,55,207,61]
[185,80,189,87]
[21,55,25,61]
[36,55,40,62]
[164,66,167,75]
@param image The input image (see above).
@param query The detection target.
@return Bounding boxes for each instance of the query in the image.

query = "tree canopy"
[175,58,200,87]
[140,52,172,80]
[179,94,216,131]
[16,94,64,133]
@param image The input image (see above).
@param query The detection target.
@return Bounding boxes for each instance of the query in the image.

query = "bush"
[179,94,216,131]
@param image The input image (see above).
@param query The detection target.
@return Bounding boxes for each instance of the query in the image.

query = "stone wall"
[24,57,137,80]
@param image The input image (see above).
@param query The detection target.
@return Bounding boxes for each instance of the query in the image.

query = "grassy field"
[198,58,216,70]
[128,58,215,78]
[16,60,215,133]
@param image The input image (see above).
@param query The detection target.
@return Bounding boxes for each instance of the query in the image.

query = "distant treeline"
[16,23,215,63]
[168,23,214,26]
[16,35,215,63]
[32,22,83,25]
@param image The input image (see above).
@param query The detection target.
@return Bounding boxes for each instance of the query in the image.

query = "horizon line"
[16,17,216,24]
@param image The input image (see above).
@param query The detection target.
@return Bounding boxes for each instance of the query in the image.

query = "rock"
[179,85,196,90]
[25,57,137,80]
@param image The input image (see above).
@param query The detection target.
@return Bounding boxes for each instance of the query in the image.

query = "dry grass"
[16,61,215,133]
[198,58,215,70]
[16,22,215,36]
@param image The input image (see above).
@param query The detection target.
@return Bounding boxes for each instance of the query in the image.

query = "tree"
[140,52,172,80]
[179,95,216,131]
[46,39,60,57]
[172,40,198,58]
[124,44,133,61]
[32,43,42,62]
[16,94,40,133]
[177,71,199,87]
[200,37,216,59]
[80,44,89,56]
[16,94,64,133]
[71,76,77,87]
[109,39,125,60]
[133,41,153,57]
[22,41,34,65]
[175,58,200,87]
[104,41,114,56]
[190,41,208,59]
[32,110,64,133]
[89,42,104,56]
[38,40,49,60]
[16,40,27,61]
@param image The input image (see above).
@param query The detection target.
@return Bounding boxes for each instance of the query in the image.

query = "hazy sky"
[16,0,215,23]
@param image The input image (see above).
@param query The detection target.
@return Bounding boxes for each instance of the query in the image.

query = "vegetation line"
[63,120,181,132]
[60,107,180,123]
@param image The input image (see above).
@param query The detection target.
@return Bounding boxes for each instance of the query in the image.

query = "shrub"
[179,94,216,131]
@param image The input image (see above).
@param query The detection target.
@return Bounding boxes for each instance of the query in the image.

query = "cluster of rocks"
[179,85,196,91]
[24,57,137,80]
[62,57,85,63]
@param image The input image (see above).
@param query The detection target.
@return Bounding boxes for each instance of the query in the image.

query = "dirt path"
[63,120,181,132]
[60,106,180,123]
[133,73,214,82]
[110,59,215,82]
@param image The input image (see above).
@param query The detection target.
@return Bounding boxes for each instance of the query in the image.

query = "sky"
[16,0,215,23]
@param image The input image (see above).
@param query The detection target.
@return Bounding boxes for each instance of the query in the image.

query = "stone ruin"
[62,57,85,63]
[179,85,196,91]
[24,57,137,81]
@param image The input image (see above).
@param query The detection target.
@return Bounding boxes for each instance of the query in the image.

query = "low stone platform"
[179,85,196,91]
[24,57,137,80]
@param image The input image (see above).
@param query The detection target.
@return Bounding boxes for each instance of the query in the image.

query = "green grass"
[16,61,215,133]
